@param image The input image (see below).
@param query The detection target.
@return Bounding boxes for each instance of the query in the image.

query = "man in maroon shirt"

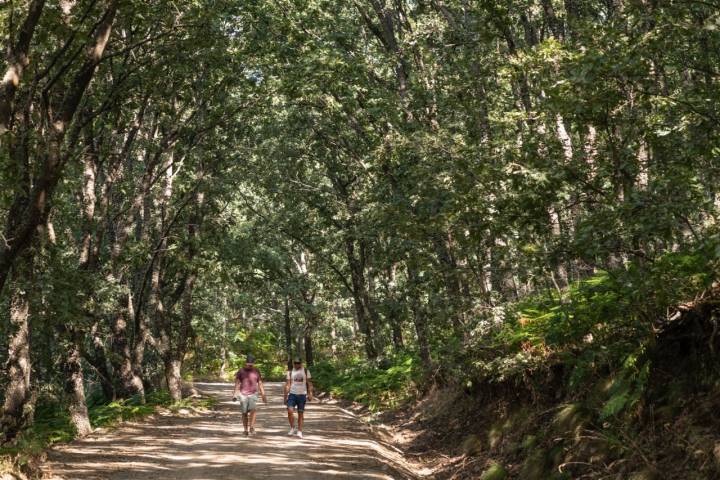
[232,354,267,436]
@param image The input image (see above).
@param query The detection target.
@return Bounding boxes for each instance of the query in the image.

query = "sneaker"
[287,427,296,436]
[296,431,303,439]
[243,430,249,437]
[249,427,256,436]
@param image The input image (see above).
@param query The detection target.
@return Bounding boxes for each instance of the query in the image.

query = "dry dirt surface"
[43,382,420,480]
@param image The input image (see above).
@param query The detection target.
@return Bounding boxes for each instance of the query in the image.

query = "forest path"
[44,382,418,480]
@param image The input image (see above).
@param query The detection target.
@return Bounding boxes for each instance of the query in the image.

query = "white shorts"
[238,393,258,413]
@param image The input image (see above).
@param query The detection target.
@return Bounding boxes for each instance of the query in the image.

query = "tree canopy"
[1,0,719,476]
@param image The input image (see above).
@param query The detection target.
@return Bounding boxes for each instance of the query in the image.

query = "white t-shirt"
[287,368,311,395]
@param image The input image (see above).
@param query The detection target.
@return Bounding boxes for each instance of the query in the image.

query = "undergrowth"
[476,240,719,417]
[312,353,420,411]
[436,239,720,478]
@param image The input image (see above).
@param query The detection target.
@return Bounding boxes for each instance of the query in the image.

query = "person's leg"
[249,410,256,432]
[248,394,258,433]
[296,395,306,436]
[286,393,297,433]
[239,394,250,434]
[287,394,297,426]
[287,409,295,428]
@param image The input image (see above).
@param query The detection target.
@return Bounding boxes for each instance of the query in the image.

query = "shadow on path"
[45,382,416,480]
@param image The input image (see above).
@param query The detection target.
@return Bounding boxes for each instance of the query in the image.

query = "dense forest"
[1,0,719,478]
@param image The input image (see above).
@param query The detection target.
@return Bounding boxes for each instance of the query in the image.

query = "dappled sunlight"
[46,383,413,480]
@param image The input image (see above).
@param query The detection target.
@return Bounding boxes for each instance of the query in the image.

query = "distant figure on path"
[284,356,314,439]
[232,354,267,436]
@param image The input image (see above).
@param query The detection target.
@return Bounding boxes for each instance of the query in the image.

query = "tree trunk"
[154,278,185,401]
[296,331,304,362]
[62,337,92,437]
[167,272,196,401]
[220,309,228,376]
[344,237,378,359]
[391,319,404,351]
[0,259,34,445]
[131,302,149,395]
[284,294,293,370]
[164,358,183,401]
[84,333,116,401]
[385,264,404,350]
[164,194,203,400]
[110,301,145,400]
[548,206,569,287]
[330,321,338,359]
[304,330,314,367]
[0,0,46,133]
[432,232,465,335]
[411,299,432,373]
[407,265,432,372]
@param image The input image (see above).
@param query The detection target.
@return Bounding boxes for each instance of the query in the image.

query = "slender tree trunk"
[433,232,466,335]
[165,271,196,401]
[220,305,228,376]
[584,125,598,179]
[284,294,293,370]
[362,243,387,348]
[155,278,186,400]
[407,265,432,372]
[411,298,431,372]
[548,206,569,287]
[345,237,378,359]
[385,264,404,350]
[110,301,145,400]
[295,331,304,361]
[131,300,150,393]
[163,192,203,401]
[391,323,404,350]
[84,330,116,401]
[330,316,338,359]
[304,330,314,367]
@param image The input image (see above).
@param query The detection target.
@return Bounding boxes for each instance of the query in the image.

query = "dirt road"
[45,382,417,480]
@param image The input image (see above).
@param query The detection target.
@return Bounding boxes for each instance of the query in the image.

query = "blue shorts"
[287,393,307,412]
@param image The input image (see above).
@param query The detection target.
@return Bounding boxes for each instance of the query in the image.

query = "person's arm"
[307,370,314,401]
[232,375,240,400]
[284,372,291,403]
[258,379,267,403]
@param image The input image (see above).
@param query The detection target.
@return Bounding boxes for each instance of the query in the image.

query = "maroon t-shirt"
[235,367,262,395]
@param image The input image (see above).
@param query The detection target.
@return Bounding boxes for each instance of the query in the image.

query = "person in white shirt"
[284,356,313,439]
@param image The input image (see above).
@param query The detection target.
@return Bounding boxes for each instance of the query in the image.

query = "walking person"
[284,356,313,439]
[232,354,267,436]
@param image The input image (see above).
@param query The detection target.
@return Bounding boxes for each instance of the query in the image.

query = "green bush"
[312,353,420,411]
[263,363,288,382]
[479,462,508,480]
